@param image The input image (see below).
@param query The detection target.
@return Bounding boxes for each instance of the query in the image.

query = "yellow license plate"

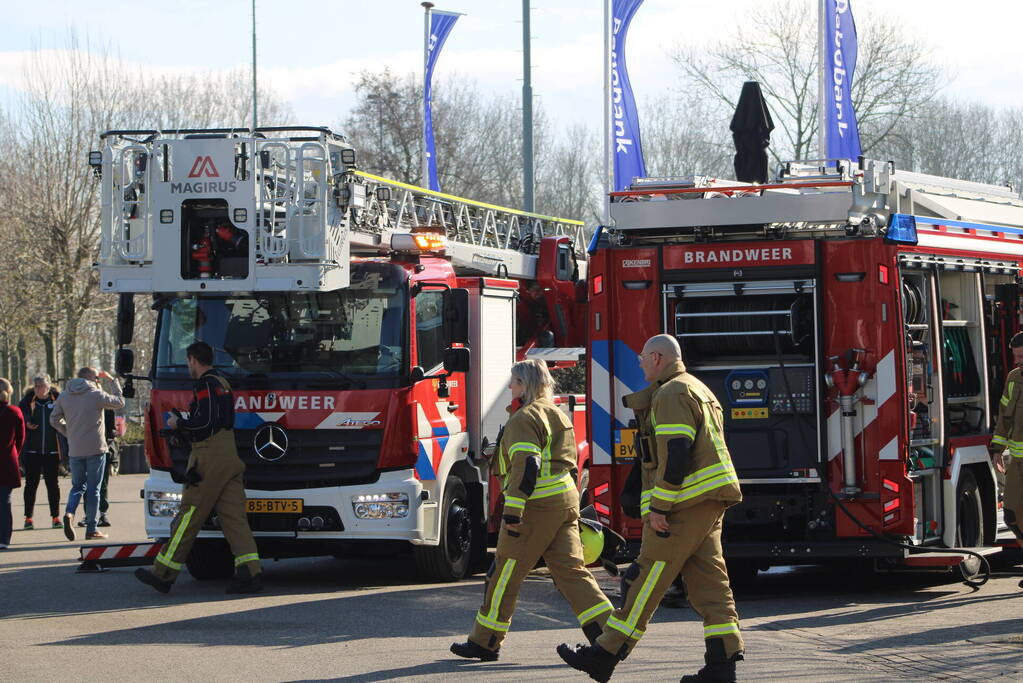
[246,498,303,514]
[615,429,638,459]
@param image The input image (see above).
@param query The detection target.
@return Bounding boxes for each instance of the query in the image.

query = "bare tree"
[640,95,733,179]
[3,31,293,381]
[342,68,591,220]
[885,97,1023,193]
[671,0,942,163]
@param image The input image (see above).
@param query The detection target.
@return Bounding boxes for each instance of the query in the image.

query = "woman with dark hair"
[0,378,26,549]
[18,373,62,529]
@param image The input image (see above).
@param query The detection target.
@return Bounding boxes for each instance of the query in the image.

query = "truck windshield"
[155,262,406,384]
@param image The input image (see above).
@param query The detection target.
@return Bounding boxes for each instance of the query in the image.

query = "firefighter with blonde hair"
[451,358,613,661]
[558,334,744,683]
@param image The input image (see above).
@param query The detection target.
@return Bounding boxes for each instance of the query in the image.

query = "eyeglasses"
[638,351,661,361]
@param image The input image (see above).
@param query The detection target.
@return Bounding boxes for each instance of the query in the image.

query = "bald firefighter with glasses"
[450,359,614,661]
[558,334,744,683]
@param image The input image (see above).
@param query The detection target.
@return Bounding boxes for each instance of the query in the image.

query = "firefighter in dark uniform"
[990,333,1023,582]
[558,334,744,683]
[451,359,613,661]
[135,341,262,594]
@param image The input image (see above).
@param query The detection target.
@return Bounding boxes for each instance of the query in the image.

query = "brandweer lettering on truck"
[684,247,793,265]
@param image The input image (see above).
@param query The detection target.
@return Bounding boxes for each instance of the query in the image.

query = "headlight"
[352,493,409,519]
[147,491,182,517]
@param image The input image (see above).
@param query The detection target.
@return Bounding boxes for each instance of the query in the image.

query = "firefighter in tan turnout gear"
[450,359,614,661]
[135,341,263,595]
[558,334,744,683]
[990,333,1023,586]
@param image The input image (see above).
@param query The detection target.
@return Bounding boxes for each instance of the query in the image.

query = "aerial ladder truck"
[93,126,589,581]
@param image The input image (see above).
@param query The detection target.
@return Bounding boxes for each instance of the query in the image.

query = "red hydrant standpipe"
[824,349,872,496]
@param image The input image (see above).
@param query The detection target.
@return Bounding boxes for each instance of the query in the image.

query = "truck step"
[901,546,1001,568]
[77,541,163,573]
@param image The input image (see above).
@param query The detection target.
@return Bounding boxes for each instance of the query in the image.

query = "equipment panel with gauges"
[768,366,816,414]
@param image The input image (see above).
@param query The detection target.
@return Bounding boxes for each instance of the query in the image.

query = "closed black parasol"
[730,81,775,183]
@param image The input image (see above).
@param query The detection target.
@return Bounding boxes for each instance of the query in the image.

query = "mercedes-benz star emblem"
[253,423,289,462]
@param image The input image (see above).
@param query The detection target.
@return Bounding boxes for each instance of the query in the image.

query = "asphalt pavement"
[2,473,1021,682]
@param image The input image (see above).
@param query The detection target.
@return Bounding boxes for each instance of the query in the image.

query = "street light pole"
[252,0,258,131]
[522,0,534,213]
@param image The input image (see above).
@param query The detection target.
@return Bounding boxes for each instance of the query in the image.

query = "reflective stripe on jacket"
[993,367,1023,458]
[498,398,578,514]
[643,360,742,513]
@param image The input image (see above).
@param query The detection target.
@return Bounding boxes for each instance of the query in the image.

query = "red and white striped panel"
[80,542,163,562]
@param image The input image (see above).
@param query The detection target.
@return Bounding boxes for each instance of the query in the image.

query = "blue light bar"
[885,213,918,245]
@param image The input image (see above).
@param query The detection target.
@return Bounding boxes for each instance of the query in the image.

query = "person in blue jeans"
[0,377,26,549]
[50,368,124,541]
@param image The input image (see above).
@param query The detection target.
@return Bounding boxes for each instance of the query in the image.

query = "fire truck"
[585,159,1022,579]
[94,126,589,581]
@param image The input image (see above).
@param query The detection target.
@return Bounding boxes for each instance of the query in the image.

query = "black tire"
[414,477,473,582]
[955,468,984,580]
[186,539,235,580]
[725,557,759,593]
[578,466,591,509]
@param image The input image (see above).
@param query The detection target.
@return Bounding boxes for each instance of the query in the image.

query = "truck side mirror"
[409,366,426,384]
[443,347,470,373]
[116,293,135,347]
[115,348,135,376]
[443,288,469,345]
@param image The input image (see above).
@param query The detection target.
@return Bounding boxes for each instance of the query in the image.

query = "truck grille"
[235,428,382,491]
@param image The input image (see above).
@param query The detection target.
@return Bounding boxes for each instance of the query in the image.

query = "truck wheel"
[725,558,759,593]
[955,468,984,580]
[414,477,472,582]
[578,466,591,508]
[186,539,235,580]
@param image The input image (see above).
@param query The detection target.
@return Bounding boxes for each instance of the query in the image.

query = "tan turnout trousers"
[596,500,742,658]
[152,429,261,581]
[468,504,614,651]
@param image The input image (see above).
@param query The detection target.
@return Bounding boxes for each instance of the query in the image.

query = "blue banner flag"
[610,0,646,192]
[424,10,460,192]
[823,0,861,159]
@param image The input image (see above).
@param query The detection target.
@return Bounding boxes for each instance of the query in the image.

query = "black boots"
[582,621,603,646]
[226,565,263,594]
[680,638,743,683]
[556,642,619,683]
[450,640,500,661]
[134,568,173,594]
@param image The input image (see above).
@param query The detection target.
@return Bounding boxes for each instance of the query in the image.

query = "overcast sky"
[2,0,1021,134]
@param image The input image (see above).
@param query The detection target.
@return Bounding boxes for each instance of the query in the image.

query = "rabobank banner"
[823,0,861,159]
[424,10,460,192]
[610,0,646,192]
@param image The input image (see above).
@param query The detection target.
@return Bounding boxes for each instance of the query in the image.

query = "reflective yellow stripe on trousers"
[476,558,517,633]
[156,505,195,571]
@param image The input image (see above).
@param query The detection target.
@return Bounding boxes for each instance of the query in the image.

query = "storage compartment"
[666,279,822,478]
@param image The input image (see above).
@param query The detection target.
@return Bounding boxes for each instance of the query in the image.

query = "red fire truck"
[585,159,1021,579]
[95,126,589,581]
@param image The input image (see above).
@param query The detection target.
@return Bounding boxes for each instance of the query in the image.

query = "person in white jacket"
[50,368,124,540]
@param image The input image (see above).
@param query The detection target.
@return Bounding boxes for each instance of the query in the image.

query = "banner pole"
[818,0,826,159]
[603,0,612,224]
[422,2,434,187]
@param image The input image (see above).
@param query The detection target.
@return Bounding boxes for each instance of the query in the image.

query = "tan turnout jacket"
[496,398,578,518]
[640,360,742,515]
